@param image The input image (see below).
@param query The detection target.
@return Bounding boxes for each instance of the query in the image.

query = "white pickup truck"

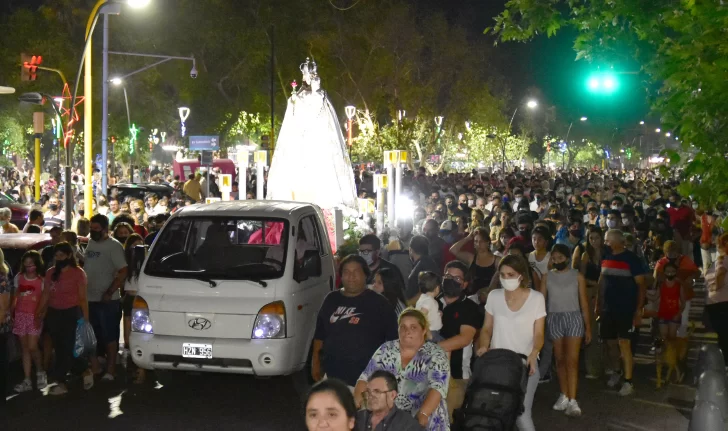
[129,200,335,376]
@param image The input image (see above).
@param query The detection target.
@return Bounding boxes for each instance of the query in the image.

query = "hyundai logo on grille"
[188,317,212,330]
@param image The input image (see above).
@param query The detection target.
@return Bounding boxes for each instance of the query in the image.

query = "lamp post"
[71,0,150,222]
[345,105,355,158]
[19,93,66,205]
[562,116,587,170]
[502,99,538,172]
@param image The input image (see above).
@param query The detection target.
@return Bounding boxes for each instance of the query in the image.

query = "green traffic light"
[587,72,618,94]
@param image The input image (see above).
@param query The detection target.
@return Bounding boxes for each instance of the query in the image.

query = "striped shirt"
[601,249,647,314]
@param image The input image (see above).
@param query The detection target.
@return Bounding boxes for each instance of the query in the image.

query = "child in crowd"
[657,262,684,342]
[12,250,47,392]
[415,271,443,342]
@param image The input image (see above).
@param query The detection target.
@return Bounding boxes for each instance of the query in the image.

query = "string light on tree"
[129,123,138,154]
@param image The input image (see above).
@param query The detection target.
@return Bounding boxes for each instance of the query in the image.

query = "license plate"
[182,343,213,359]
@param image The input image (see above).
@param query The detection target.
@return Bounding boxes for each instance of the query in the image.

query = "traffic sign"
[189,135,219,151]
[201,150,213,166]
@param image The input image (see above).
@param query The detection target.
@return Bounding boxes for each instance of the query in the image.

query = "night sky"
[3,0,650,137]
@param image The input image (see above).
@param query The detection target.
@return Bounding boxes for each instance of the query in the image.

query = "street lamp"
[580,116,588,122]
[639,120,645,125]
[655,128,661,133]
[526,100,538,109]
[110,77,132,181]
[665,132,671,137]
[68,0,152,223]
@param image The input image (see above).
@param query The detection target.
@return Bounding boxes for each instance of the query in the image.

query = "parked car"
[0,191,30,229]
[130,200,335,376]
[109,183,175,203]
[0,233,51,275]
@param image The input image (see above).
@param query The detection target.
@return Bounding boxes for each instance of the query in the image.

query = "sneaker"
[618,381,635,396]
[607,373,622,389]
[101,373,115,382]
[14,379,32,393]
[83,372,94,390]
[49,384,68,396]
[36,372,48,390]
[552,393,569,411]
[565,399,582,417]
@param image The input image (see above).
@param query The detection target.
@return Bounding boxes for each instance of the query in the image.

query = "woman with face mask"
[476,255,546,431]
[540,244,590,417]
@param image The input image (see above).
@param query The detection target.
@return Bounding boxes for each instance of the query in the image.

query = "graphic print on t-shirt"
[329,306,362,324]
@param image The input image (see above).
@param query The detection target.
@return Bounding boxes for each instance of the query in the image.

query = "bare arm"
[476,311,494,355]
[571,246,581,270]
[577,273,591,341]
[439,325,477,353]
[539,272,548,300]
[105,267,129,298]
[450,232,475,264]
[78,276,89,321]
[417,389,442,426]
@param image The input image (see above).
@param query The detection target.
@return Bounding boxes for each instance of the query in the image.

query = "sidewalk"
[531,279,713,430]
[533,362,693,431]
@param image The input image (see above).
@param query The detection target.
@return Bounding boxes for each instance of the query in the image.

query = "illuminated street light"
[655,128,661,133]
[580,117,587,122]
[110,77,122,85]
[526,100,538,109]
[665,132,671,137]
[639,120,645,125]
[127,0,151,7]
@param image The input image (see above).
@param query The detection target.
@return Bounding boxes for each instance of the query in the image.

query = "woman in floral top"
[355,308,450,430]
[0,248,12,406]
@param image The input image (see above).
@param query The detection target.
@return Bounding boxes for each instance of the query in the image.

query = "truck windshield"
[144,216,289,281]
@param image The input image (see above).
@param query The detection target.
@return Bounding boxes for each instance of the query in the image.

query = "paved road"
[3,282,712,430]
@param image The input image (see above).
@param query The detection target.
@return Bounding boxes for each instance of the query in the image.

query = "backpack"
[454,349,528,431]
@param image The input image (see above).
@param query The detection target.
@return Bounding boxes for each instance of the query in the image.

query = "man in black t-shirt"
[312,255,398,388]
[438,260,481,420]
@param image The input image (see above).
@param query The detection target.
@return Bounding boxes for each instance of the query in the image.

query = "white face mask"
[607,219,618,229]
[501,276,521,291]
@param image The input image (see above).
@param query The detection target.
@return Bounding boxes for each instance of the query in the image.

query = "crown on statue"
[299,57,318,83]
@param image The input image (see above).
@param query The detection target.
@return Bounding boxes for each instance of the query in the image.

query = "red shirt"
[46,266,87,310]
[667,206,694,238]
[14,274,43,314]
[658,280,681,320]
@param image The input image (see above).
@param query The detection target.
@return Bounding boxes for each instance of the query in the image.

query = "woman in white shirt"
[477,254,546,431]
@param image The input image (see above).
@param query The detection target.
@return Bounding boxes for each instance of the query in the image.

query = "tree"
[486,0,728,205]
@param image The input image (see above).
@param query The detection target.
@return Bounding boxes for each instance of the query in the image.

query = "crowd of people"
[306,167,728,431]
[0,163,202,403]
[1,162,727,431]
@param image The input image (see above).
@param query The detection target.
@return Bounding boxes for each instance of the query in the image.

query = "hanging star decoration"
[53,83,85,148]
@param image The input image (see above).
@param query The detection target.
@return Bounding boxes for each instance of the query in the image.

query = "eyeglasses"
[358,249,373,255]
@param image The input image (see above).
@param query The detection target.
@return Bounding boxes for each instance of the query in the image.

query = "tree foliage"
[487,0,728,203]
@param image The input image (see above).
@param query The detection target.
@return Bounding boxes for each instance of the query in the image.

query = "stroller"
[453,348,529,431]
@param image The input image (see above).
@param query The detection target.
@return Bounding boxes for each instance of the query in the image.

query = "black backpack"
[454,349,528,431]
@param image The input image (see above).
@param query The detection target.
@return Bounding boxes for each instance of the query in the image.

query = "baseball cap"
[440,220,454,231]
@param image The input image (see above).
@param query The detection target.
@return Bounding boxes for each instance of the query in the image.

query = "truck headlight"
[252,301,286,339]
[131,296,153,334]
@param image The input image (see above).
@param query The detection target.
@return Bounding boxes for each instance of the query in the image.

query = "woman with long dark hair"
[372,267,407,316]
[36,242,92,395]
